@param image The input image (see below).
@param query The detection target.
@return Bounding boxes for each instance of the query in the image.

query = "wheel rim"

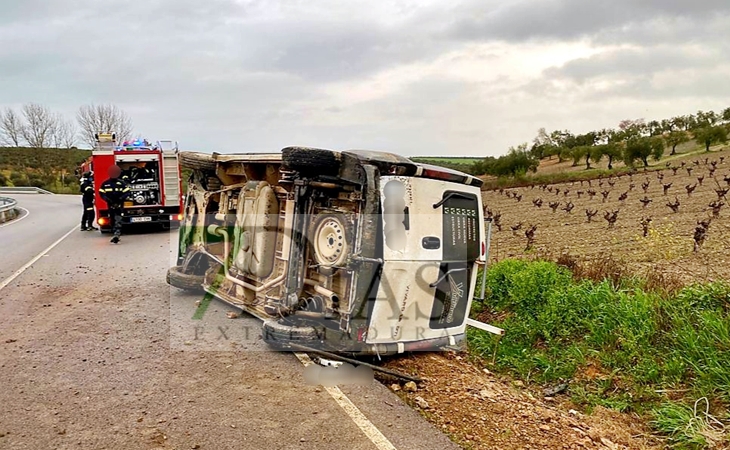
[313,217,347,266]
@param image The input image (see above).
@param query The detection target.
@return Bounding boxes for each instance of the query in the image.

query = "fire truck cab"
[80,133,183,231]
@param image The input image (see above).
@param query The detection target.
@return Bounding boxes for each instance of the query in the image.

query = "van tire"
[179,152,217,171]
[282,147,340,176]
[167,265,205,292]
[262,319,321,345]
[310,213,352,268]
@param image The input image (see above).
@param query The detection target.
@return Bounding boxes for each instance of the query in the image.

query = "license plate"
[130,216,152,223]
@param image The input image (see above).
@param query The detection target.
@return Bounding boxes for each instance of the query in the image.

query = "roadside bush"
[27,175,44,188]
[0,147,91,193]
[9,171,27,186]
[470,259,730,445]
[484,259,571,313]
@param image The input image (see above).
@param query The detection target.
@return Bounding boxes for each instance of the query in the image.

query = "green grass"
[470,260,730,447]
[651,400,727,449]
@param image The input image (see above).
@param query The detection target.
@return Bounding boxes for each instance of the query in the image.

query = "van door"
[379,176,481,262]
[365,176,483,345]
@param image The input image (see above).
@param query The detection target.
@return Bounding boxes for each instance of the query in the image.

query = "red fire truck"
[80,133,184,232]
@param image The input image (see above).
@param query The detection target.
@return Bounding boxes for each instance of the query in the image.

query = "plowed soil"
[483,149,730,283]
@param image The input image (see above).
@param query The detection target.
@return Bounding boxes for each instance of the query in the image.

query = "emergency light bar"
[118,138,155,151]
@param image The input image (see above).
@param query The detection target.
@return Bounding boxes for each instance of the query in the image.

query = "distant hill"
[410,156,483,174]
[0,147,91,194]
[413,140,730,189]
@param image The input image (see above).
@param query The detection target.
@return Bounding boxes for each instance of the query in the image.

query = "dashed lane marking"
[294,352,398,450]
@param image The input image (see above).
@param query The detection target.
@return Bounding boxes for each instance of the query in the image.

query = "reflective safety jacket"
[99,178,131,207]
[80,180,95,205]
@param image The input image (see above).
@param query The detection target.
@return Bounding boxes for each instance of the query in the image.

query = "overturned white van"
[167,147,487,355]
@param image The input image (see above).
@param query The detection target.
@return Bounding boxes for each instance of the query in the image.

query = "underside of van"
[168,147,485,355]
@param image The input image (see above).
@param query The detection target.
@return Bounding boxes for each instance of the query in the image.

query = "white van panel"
[379,176,483,262]
[364,259,479,344]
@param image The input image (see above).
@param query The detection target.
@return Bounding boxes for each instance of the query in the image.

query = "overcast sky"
[1,0,729,156]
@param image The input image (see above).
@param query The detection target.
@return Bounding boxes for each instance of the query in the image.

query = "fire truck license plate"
[131,216,152,223]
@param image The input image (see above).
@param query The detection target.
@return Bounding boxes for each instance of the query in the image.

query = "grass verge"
[470,259,730,448]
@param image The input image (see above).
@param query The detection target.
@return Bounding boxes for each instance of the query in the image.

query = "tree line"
[472,107,730,177]
[0,103,133,149]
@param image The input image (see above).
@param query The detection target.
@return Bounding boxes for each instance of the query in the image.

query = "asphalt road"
[0,195,459,450]
[0,194,80,282]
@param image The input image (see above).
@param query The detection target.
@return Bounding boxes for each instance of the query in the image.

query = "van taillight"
[422,168,464,183]
[481,241,486,256]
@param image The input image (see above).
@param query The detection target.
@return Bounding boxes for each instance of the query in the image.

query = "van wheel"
[311,214,351,268]
[179,152,217,171]
[167,265,205,292]
[282,147,340,176]
[262,319,321,347]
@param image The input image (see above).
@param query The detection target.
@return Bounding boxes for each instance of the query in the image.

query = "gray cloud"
[445,0,730,43]
[1,0,729,156]
[543,46,721,83]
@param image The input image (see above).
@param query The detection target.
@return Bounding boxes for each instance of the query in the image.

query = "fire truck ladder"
[161,151,180,207]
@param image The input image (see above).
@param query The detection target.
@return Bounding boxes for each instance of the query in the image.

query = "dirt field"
[482,148,730,283]
[385,353,662,450]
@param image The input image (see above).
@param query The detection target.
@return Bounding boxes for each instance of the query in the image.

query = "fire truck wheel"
[166,265,205,292]
[179,152,217,171]
[282,147,341,176]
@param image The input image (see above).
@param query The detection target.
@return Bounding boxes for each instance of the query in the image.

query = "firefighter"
[79,171,97,231]
[99,165,130,244]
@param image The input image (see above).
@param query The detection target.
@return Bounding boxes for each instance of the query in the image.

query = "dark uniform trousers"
[99,178,130,238]
[108,205,123,237]
[80,182,96,229]
[82,202,95,228]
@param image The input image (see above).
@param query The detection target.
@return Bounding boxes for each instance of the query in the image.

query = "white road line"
[0,207,30,228]
[294,353,398,450]
[0,225,77,292]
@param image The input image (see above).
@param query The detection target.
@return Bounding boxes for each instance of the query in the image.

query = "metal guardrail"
[0,186,54,195]
[0,196,19,223]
